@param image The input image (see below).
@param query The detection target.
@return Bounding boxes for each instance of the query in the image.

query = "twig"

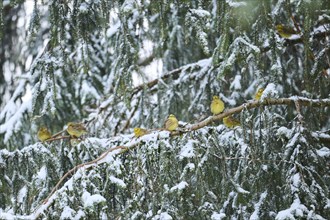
[210,153,293,164]
[294,100,304,125]
[33,145,129,219]
[41,145,127,204]
[51,129,66,138]
[183,97,330,133]
[45,135,70,142]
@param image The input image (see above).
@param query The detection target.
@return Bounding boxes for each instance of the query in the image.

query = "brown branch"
[132,97,330,136]
[33,145,129,218]
[137,53,155,66]
[51,129,66,138]
[131,66,184,96]
[44,135,70,142]
[41,145,128,204]
[175,97,330,133]
[96,63,190,117]
[210,154,294,164]
[120,98,140,133]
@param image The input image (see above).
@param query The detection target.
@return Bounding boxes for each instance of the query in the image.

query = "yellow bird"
[255,88,264,101]
[165,114,179,131]
[37,127,52,142]
[223,116,240,129]
[275,24,298,39]
[210,95,225,115]
[134,128,149,138]
[67,122,87,138]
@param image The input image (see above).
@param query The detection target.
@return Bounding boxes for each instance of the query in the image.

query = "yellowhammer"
[210,95,225,115]
[134,127,149,138]
[255,88,264,101]
[275,24,298,38]
[37,127,52,142]
[165,114,179,131]
[67,122,87,138]
[223,116,240,129]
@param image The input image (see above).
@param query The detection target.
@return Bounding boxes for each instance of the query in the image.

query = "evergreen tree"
[0,0,329,219]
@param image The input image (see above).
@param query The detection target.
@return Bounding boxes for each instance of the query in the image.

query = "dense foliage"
[0,0,329,219]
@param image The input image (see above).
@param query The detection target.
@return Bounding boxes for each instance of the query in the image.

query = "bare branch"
[185,97,330,132]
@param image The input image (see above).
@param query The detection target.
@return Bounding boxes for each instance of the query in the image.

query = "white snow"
[0,81,33,142]
[316,147,330,157]
[275,198,307,220]
[0,212,31,220]
[285,133,300,149]
[189,9,211,18]
[276,127,292,139]
[236,37,260,53]
[37,166,47,180]
[178,140,197,159]
[82,191,106,208]
[131,211,143,219]
[74,210,85,220]
[152,212,173,220]
[60,206,76,220]
[250,191,268,220]
[261,83,279,101]
[106,21,121,37]
[230,74,242,90]
[81,80,101,103]
[170,181,188,192]
[109,176,127,188]
[225,0,247,7]
[79,3,88,12]
[291,173,300,190]
[211,212,226,220]
[17,186,28,203]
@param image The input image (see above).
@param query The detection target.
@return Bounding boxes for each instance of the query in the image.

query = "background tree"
[0,0,329,219]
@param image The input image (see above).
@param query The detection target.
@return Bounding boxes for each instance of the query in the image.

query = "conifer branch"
[33,97,330,218]
[33,145,128,218]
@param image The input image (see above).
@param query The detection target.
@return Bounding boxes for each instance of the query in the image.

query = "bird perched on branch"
[275,24,299,38]
[134,128,149,138]
[210,95,225,115]
[255,88,264,101]
[37,127,52,142]
[67,122,87,138]
[223,116,240,129]
[165,114,179,131]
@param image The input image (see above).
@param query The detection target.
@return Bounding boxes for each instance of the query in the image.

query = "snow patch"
[107,21,121,37]
[79,3,88,12]
[211,212,226,220]
[250,191,267,220]
[82,191,106,208]
[230,74,242,90]
[275,198,307,220]
[178,140,197,159]
[261,83,279,100]
[18,186,28,203]
[226,0,247,7]
[316,147,330,157]
[276,127,292,139]
[151,212,173,220]
[170,181,188,192]
[37,166,47,180]
[109,176,126,188]
[60,206,76,220]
